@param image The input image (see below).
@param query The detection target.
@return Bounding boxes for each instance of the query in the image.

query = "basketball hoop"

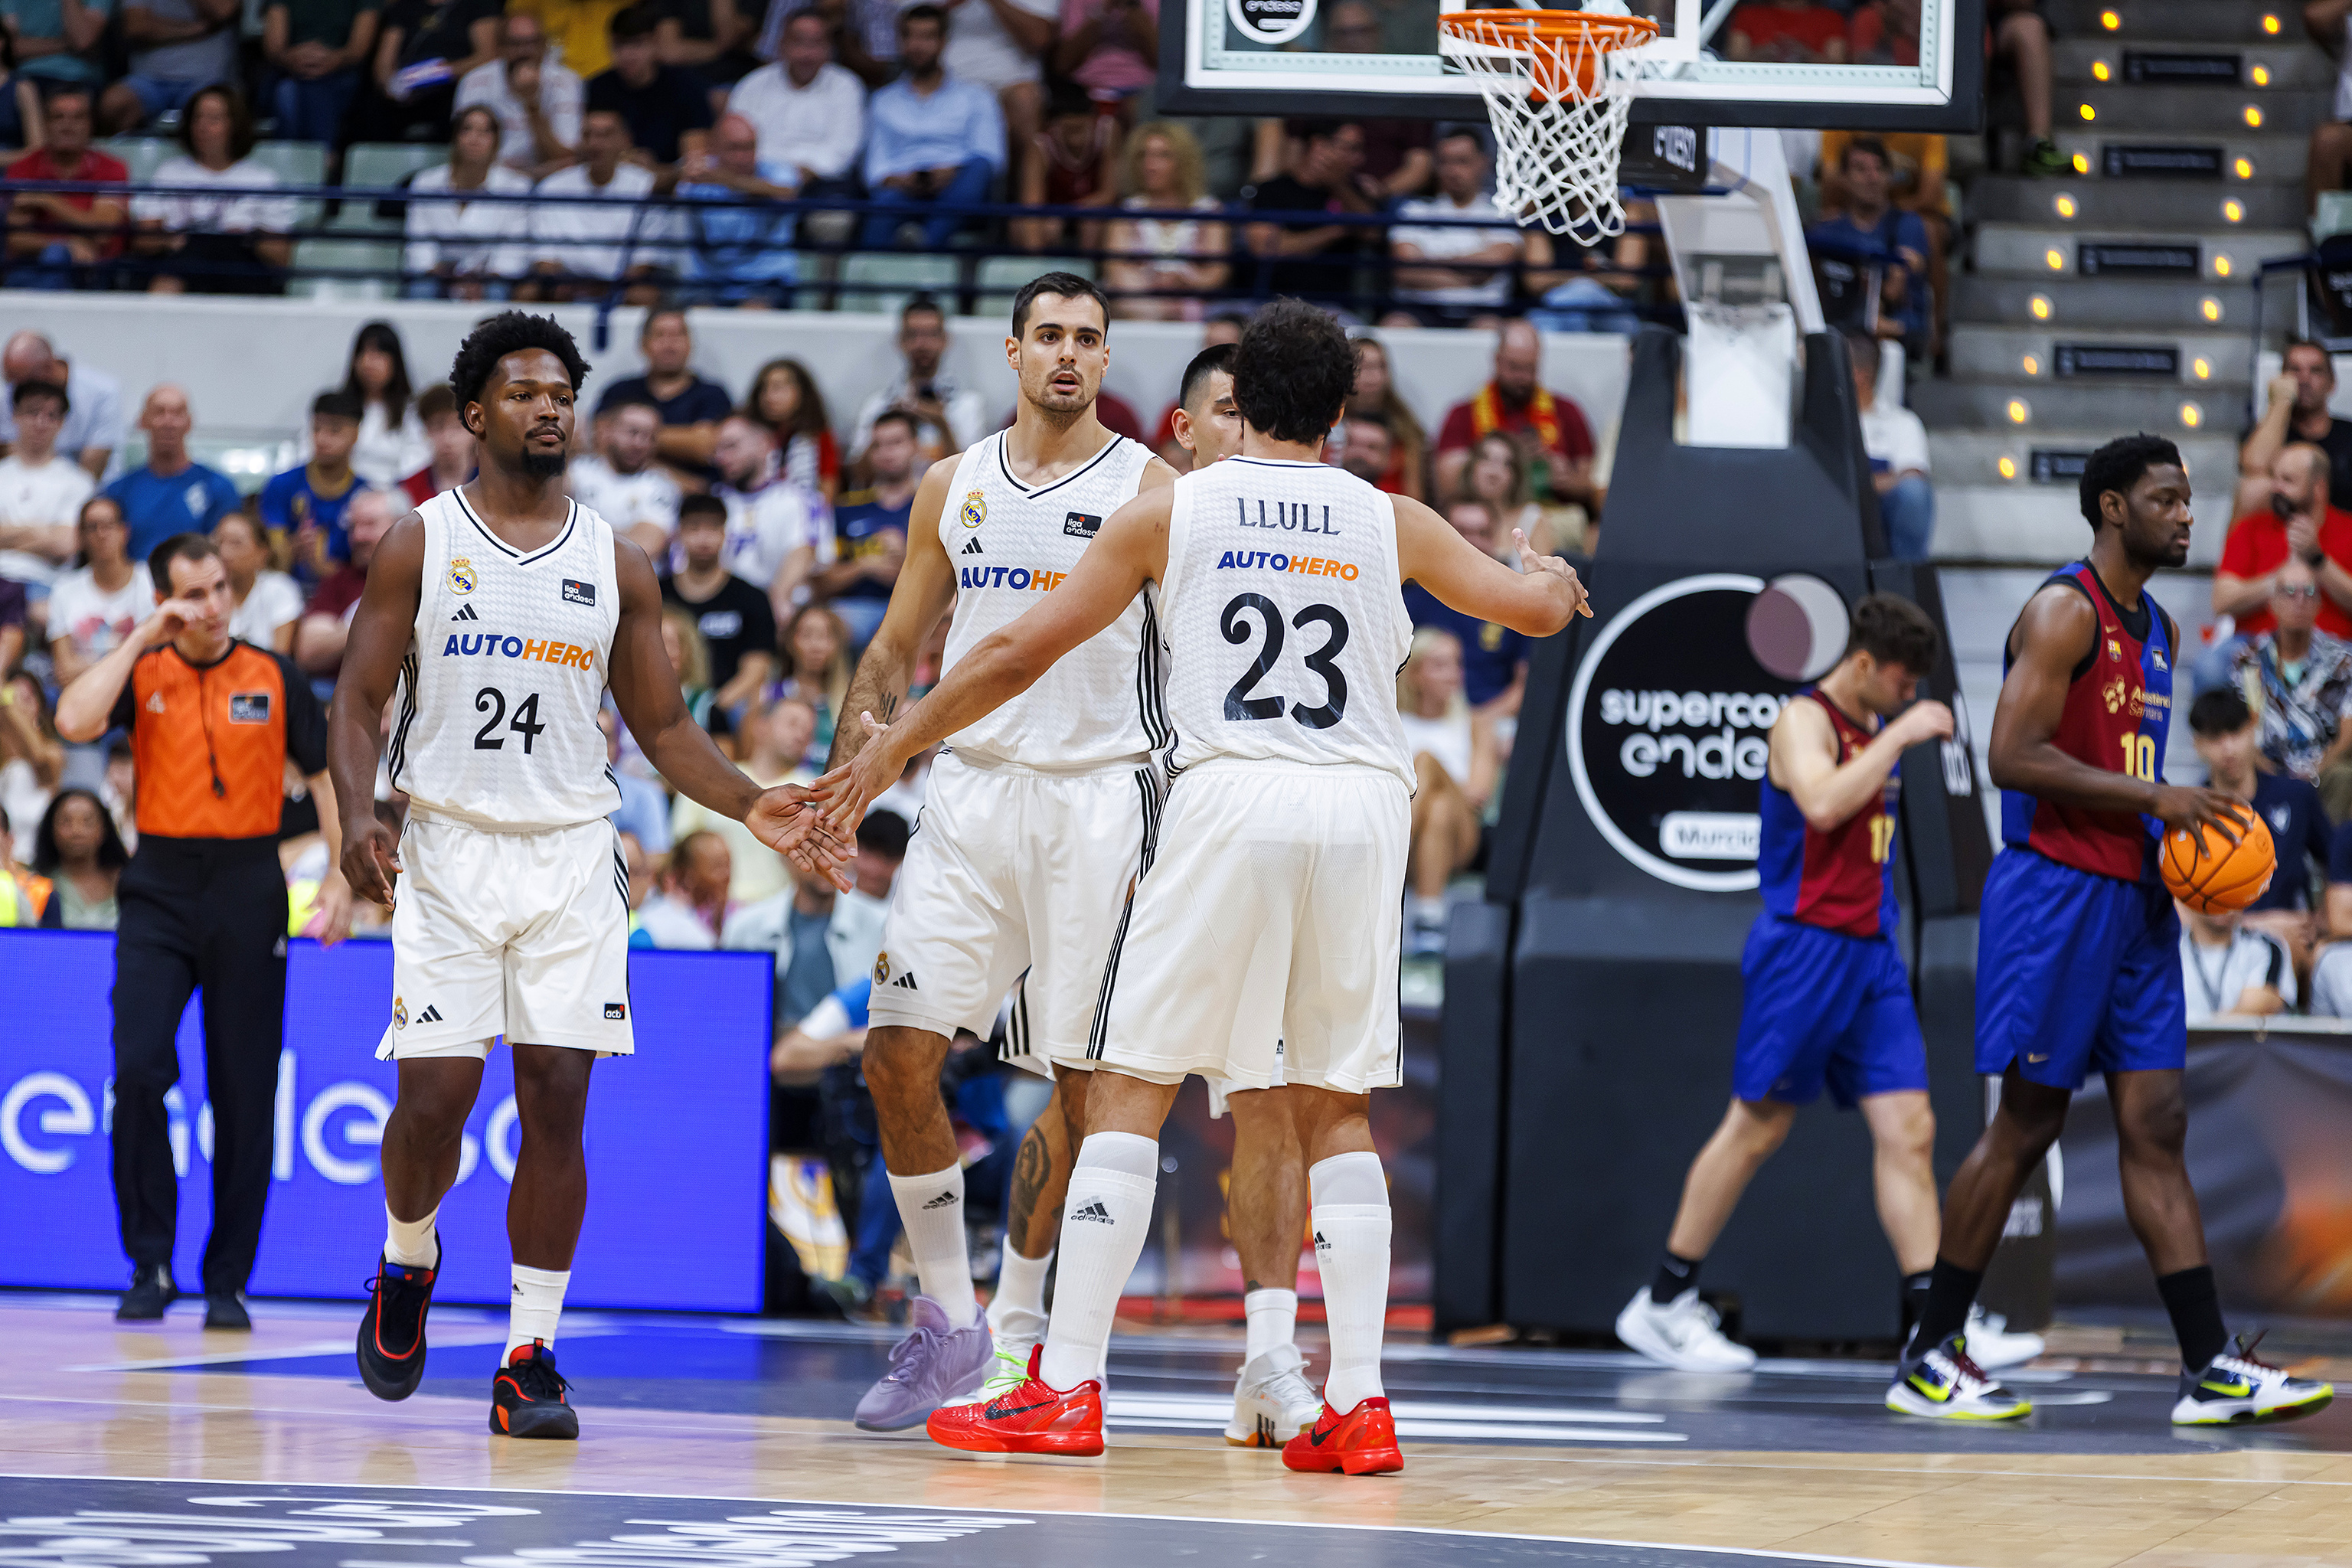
[1438,8,1659,243]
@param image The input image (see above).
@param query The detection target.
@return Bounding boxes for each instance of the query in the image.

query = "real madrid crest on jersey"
[447,556,478,595]
[960,492,986,528]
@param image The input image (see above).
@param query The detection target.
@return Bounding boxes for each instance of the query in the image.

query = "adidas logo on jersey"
[1071,1200,1114,1223]
[890,972,920,990]
[145,692,166,714]
[920,1190,958,1210]
[416,1004,444,1024]
[449,603,480,622]
[961,537,984,555]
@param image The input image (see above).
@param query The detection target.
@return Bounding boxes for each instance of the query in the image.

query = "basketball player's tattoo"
[1009,1122,1051,1250]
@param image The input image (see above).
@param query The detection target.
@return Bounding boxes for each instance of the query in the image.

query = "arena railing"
[0,175,1683,345]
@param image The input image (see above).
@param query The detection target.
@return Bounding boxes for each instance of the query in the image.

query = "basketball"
[2161,808,2275,915]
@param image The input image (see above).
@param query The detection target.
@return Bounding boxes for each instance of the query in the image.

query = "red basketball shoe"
[925,1344,1104,1455]
[1282,1396,1404,1475]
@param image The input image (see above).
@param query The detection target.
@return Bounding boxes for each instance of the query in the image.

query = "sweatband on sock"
[385,1202,439,1268]
[505,1263,570,1356]
[1244,1287,1298,1363]
[888,1164,978,1324]
[991,1241,1053,1331]
[1651,1251,1700,1306]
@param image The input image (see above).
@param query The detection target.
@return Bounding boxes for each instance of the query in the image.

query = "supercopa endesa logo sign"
[1566,573,1853,891]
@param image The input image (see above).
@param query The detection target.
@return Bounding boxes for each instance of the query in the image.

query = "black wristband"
[2304,548,2326,567]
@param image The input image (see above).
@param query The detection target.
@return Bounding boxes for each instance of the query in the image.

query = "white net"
[1437,11,1654,245]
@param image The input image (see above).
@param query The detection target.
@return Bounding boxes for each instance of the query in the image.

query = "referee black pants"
[110,838,290,1295]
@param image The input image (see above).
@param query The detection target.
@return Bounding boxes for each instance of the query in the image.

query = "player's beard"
[523,449,567,480]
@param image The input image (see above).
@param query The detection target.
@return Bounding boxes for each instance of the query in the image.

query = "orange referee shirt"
[110,640,330,842]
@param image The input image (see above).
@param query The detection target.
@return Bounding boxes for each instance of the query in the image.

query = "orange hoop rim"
[1436,10,1660,47]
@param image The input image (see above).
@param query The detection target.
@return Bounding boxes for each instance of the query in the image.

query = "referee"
[57,531,355,1328]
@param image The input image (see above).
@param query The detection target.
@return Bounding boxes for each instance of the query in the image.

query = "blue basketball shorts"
[1974,847,2186,1091]
[1732,915,1929,1109]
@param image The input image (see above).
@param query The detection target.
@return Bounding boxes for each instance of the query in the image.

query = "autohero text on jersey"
[440,632,603,671]
[1597,688,1787,782]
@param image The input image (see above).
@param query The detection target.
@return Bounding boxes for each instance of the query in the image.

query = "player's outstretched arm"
[1394,495,1589,635]
[1771,691,1952,833]
[1990,583,2243,838]
[815,488,1174,835]
[822,462,960,773]
[328,511,427,910]
[606,535,846,877]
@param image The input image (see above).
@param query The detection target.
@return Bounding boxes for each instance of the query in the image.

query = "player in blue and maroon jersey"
[1890,435,2334,1429]
[1617,595,2009,1373]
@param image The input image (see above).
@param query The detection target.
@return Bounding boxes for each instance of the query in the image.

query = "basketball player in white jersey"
[959,341,1323,1446]
[827,273,1178,1432]
[813,299,1586,1471]
[328,313,828,1440]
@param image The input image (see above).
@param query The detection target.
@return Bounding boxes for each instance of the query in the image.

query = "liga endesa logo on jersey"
[439,632,600,670]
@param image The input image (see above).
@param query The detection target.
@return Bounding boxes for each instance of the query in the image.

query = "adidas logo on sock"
[416,1004,443,1023]
[449,603,480,622]
[1314,1231,1328,1249]
[891,972,920,989]
[1072,1200,1113,1223]
[961,537,984,555]
[920,1190,958,1210]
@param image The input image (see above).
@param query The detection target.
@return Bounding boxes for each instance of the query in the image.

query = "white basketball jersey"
[937,430,1167,769]
[1159,457,1415,787]
[390,488,623,831]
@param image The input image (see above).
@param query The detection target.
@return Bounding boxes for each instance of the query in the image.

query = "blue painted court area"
[0,1477,1945,1568]
[139,1312,2352,1456]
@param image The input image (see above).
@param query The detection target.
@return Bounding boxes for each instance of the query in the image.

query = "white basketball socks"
[888,1165,978,1324]
[384,1202,439,1269]
[506,1264,570,1357]
[1036,1132,1159,1391]
[1311,1152,1390,1414]
[991,1240,1053,1333]
[1244,1287,1298,1363]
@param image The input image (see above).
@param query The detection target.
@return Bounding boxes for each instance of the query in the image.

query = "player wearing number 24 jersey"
[325,313,834,1442]
[1890,436,2328,1430]
[811,302,1589,1474]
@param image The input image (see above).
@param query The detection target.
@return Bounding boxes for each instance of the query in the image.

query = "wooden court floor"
[7,1293,2352,1568]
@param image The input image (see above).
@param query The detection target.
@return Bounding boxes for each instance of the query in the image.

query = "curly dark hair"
[449,312,592,413]
[2077,433,2183,531]
[1232,298,1354,445]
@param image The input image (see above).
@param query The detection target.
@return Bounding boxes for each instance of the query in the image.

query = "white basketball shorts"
[1094,760,1407,1096]
[376,810,635,1060]
[867,750,1161,1075]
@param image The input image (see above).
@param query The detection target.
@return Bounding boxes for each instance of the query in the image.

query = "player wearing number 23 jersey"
[1977,557,2184,1092]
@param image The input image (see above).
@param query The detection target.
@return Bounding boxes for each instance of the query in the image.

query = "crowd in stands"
[2180,375,2352,1024]
[0,0,2055,334]
[0,299,1619,1300]
[0,303,1611,950]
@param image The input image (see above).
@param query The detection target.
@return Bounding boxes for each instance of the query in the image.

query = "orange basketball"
[2160,807,2275,914]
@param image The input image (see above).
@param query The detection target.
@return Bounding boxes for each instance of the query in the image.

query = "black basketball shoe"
[491,1343,579,1439]
[116,1264,175,1321]
[356,1246,439,1400]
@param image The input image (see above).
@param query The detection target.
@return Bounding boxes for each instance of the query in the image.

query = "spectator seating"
[332,145,451,234]
[838,251,958,318]
[289,239,405,301]
[2319,192,2352,241]
[96,139,178,183]
[975,254,1094,315]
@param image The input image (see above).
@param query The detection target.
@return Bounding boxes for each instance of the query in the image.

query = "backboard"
[1156,0,1987,131]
